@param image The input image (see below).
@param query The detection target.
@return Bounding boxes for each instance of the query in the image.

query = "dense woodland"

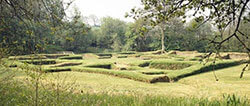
[0,0,249,55]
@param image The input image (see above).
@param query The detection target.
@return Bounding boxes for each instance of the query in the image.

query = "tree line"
[0,0,249,55]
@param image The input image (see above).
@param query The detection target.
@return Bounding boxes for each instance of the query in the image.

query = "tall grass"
[1,80,249,106]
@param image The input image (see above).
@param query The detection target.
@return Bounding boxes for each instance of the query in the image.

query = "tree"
[129,0,249,53]
[128,0,250,77]
[60,7,91,53]
[125,19,155,51]
[0,0,74,54]
[126,0,172,53]
[88,14,100,27]
[99,17,127,52]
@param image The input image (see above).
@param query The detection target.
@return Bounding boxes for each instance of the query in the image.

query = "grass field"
[1,51,250,105]
[10,63,249,98]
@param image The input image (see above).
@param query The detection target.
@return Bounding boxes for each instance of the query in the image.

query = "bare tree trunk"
[159,25,165,54]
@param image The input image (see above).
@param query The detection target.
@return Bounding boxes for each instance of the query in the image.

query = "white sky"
[65,0,142,22]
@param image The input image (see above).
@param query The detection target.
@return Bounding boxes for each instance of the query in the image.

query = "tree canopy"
[128,0,249,54]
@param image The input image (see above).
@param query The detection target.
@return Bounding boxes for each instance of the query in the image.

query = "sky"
[65,0,142,22]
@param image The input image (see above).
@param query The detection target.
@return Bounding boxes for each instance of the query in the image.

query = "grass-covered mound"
[138,61,151,67]
[168,60,245,81]
[149,60,194,70]
[141,71,165,75]
[117,55,128,58]
[95,53,112,57]
[71,67,169,83]
[51,62,82,67]
[2,59,71,73]
[187,57,203,61]
[140,54,170,59]
[38,54,69,59]
[117,51,136,55]
[84,63,114,69]
[20,59,56,65]
[58,55,83,60]
[3,52,247,83]
[43,67,71,72]
[98,56,111,59]
[8,55,47,60]
[84,53,113,59]
[95,53,113,59]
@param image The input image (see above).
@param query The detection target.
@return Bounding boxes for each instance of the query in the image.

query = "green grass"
[71,67,169,83]
[149,60,196,70]
[167,60,245,81]
[1,56,250,105]
[2,51,250,105]
[3,54,247,83]
[1,77,249,106]
[50,62,82,67]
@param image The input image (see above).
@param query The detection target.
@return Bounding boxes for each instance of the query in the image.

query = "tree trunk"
[160,26,165,54]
